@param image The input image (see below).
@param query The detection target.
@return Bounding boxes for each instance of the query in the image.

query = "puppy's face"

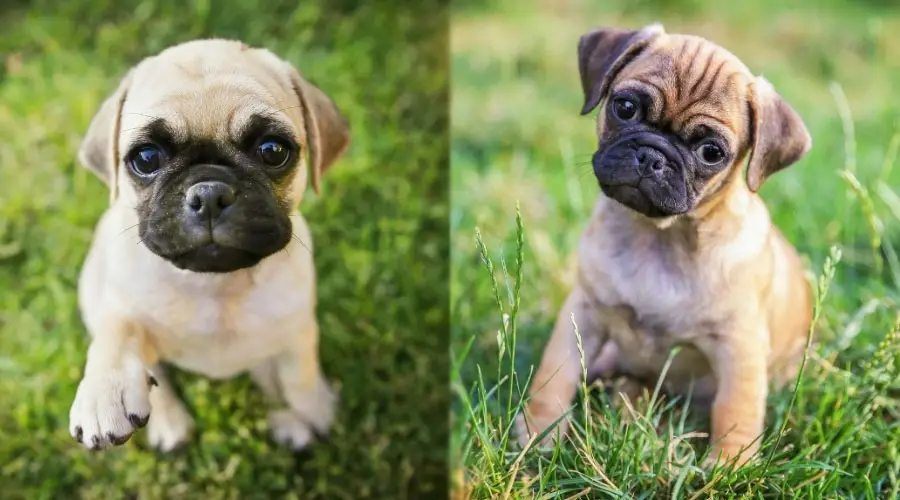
[79,40,350,273]
[578,26,811,219]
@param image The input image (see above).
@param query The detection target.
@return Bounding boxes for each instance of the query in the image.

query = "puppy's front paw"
[147,399,194,452]
[69,369,151,450]
[702,443,758,470]
[269,410,315,450]
[514,407,566,450]
[515,411,535,449]
[285,377,337,436]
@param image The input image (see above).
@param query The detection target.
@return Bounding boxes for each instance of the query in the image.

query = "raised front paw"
[69,369,152,450]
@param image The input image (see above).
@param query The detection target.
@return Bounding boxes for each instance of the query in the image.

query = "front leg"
[69,316,157,450]
[517,287,603,448]
[145,363,195,452]
[701,324,769,468]
[252,320,336,450]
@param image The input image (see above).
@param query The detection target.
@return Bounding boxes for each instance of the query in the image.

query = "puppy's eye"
[129,146,163,176]
[696,142,726,165]
[257,138,291,168]
[612,97,639,121]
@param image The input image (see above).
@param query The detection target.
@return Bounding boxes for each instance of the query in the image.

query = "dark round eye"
[696,142,726,165]
[129,146,163,176]
[612,97,639,121]
[257,138,291,167]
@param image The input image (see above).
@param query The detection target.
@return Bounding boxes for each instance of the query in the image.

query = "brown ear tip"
[746,176,762,193]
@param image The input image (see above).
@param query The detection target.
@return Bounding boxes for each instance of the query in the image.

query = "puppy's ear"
[578,24,664,115]
[78,70,133,202]
[745,77,812,192]
[287,70,351,195]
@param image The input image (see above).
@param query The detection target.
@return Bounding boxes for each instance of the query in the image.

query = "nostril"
[188,194,204,212]
[651,161,663,172]
[218,189,236,208]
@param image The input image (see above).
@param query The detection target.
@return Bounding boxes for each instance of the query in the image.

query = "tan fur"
[69,39,349,451]
[517,25,812,468]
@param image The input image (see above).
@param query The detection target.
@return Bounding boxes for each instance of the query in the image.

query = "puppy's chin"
[143,229,292,273]
[592,134,696,218]
[166,244,269,273]
[599,184,682,218]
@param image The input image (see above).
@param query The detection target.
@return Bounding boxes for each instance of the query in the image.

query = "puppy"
[68,39,350,451]
[516,24,813,467]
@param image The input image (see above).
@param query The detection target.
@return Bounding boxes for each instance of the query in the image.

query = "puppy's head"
[578,25,811,219]
[79,39,350,273]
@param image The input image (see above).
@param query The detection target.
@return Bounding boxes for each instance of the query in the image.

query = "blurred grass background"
[0,1,448,498]
[451,0,900,497]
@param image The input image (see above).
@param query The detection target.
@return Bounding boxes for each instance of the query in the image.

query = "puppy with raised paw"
[516,24,813,467]
[69,39,350,452]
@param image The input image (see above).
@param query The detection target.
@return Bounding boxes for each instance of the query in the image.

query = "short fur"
[516,25,812,467]
[69,39,350,451]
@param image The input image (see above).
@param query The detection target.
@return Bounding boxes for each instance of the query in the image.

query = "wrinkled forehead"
[118,52,302,147]
[610,34,753,141]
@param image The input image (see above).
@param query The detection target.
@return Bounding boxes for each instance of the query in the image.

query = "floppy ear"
[745,77,812,192]
[287,70,351,195]
[578,24,664,115]
[78,70,133,203]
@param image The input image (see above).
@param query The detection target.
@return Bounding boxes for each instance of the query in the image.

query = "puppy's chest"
[135,282,310,376]
[580,232,723,376]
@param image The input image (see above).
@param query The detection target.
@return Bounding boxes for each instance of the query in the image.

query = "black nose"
[185,181,236,222]
[636,147,667,174]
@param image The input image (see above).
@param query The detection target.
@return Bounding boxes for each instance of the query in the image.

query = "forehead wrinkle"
[229,104,298,140]
[681,113,737,141]
[230,111,300,147]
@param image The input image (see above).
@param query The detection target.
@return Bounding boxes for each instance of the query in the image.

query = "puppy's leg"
[516,287,602,448]
[702,326,769,468]
[258,320,336,450]
[249,360,283,403]
[146,364,194,452]
[69,316,157,450]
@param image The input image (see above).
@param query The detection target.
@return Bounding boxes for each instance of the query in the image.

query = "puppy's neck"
[614,178,755,252]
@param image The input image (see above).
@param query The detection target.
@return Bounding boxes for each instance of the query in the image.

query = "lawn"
[451,0,900,498]
[0,1,448,498]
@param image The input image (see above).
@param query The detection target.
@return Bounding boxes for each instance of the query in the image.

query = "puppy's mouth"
[592,134,694,217]
[167,243,265,273]
[138,176,293,274]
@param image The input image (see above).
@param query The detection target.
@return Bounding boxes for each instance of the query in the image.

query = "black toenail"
[74,426,83,442]
[128,413,149,428]
[108,432,131,446]
[90,435,101,450]
[148,375,158,387]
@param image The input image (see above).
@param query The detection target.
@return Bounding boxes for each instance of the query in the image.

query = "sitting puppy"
[516,24,812,467]
[68,39,350,451]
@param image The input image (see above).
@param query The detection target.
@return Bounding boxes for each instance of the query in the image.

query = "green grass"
[451,0,900,497]
[0,1,448,498]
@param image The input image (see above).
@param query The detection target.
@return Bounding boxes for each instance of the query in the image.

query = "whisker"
[117,223,140,238]
[123,112,163,121]
[291,233,312,253]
